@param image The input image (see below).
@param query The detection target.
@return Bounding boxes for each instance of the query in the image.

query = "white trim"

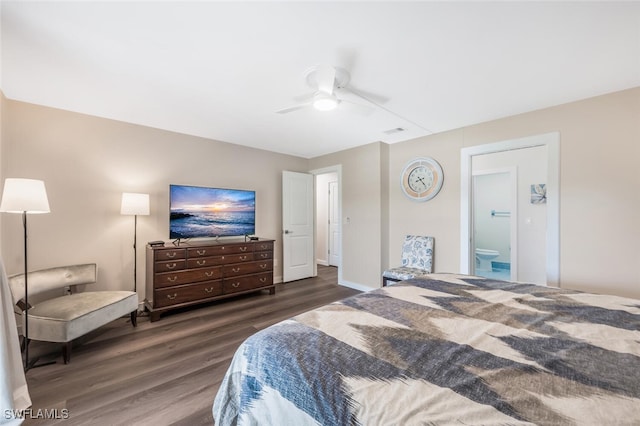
[338,279,375,292]
[461,132,560,286]
[316,259,329,266]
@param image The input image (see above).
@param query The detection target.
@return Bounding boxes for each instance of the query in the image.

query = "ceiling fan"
[276,64,374,114]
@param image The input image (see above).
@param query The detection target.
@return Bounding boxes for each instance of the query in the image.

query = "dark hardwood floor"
[22,265,359,425]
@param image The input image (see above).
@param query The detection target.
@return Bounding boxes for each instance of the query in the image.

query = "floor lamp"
[121,193,150,295]
[0,178,50,371]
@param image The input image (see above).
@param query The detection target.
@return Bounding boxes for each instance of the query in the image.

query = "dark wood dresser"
[145,238,275,321]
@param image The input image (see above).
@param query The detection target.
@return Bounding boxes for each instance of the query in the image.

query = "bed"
[213,274,640,425]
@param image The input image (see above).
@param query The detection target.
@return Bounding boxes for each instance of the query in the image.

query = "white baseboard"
[338,279,376,292]
[275,274,374,292]
[316,259,329,266]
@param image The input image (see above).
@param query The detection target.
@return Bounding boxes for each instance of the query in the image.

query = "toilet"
[475,248,500,272]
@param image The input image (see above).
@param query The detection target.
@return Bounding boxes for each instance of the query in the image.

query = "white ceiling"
[1,1,639,159]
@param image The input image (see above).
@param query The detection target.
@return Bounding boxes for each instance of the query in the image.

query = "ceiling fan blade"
[316,64,336,95]
[276,103,312,114]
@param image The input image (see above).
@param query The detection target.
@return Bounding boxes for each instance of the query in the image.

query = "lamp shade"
[121,192,150,215]
[0,178,50,214]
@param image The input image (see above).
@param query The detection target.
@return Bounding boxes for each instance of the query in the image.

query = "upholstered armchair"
[8,263,137,364]
[382,235,434,286]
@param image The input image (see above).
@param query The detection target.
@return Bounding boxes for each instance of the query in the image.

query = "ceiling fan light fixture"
[313,92,339,111]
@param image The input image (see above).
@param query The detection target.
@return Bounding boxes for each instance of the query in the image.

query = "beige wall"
[0,99,308,305]
[309,142,387,289]
[310,87,639,297]
[387,87,640,298]
[2,87,639,299]
[389,130,464,276]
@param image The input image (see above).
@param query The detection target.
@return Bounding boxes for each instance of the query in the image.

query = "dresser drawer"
[220,253,254,263]
[255,241,274,252]
[186,253,254,269]
[187,247,217,258]
[223,272,273,294]
[154,280,223,308]
[188,244,252,257]
[154,266,222,288]
[186,256,222,269]
[254,251,272,260]
[155,259,186,273]
[154,248,186,261]
[223,260,272,278]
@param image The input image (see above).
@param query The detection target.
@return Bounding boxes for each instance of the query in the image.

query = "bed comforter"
[213,274,640,425]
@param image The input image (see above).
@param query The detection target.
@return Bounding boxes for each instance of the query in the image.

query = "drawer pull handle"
[232,282,240,288]
[259,264,267,269]
[167,276,178,282]
[204,287,215,293]
[166,293,177,300]
[197,260,206,266]
[166,252,177,259]
[260,277,267,283]
[232,267,241,273]
[260,254,267,258]
[240,247,248,252]
[197,250,206,255]
[166,263,177,269]
[260,245,267,249]
[239,255,247,261]
[205,271,215,277]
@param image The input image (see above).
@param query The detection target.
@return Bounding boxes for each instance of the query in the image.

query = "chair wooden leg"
[130,311,137,327]
[62,342,72,364]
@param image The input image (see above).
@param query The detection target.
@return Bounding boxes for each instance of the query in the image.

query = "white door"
[282,171,314,282]
[328,180,340,267]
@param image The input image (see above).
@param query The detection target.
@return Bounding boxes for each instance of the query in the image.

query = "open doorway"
[315,172,339,267]
[461,132,559,286]
[472,167,517,281]
[312,166,342,279]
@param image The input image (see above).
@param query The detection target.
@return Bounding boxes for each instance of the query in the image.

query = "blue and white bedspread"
[213,274,640,425]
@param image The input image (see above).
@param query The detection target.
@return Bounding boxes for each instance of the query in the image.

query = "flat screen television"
[169,184,255,239]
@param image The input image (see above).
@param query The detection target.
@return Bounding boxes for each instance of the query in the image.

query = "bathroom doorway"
[460,132,559,286]
[472,168,517,281]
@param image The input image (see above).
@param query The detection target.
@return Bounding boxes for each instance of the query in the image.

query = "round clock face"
[401,157,444,201]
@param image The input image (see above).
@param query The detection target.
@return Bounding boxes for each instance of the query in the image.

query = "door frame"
[310,165,343,281]
[328,179,340,267]
[460,132,560,286]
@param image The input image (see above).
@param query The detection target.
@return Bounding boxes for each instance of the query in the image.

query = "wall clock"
[400,157,444,201]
